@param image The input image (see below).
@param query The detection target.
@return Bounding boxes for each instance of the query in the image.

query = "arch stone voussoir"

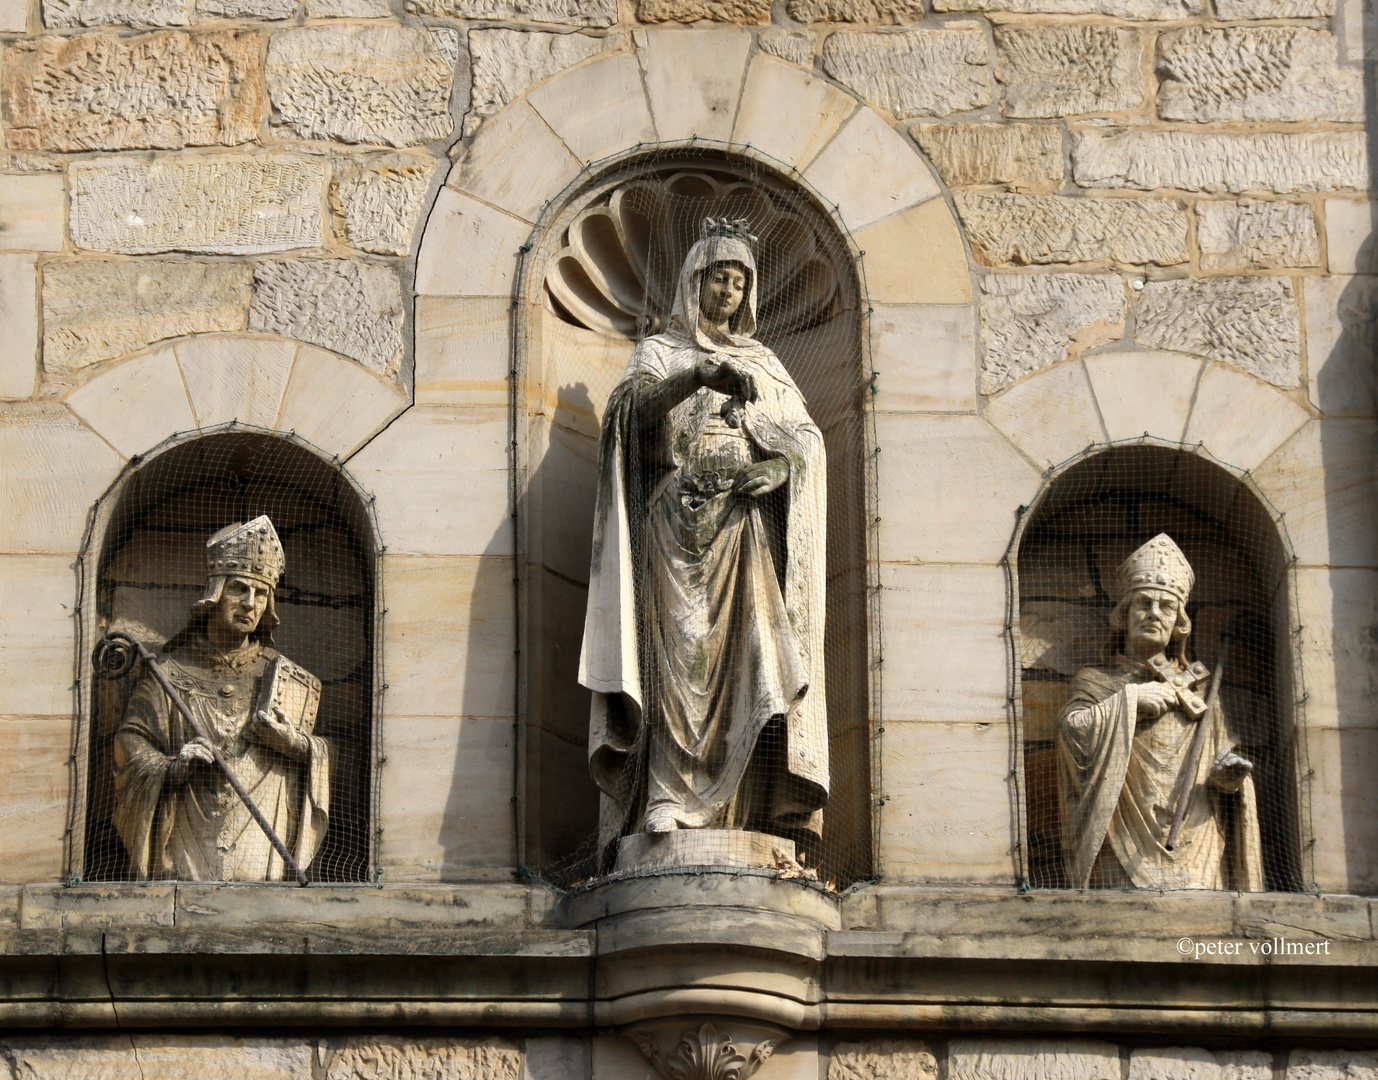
[985,360,1108,470]
[640,29,753,144]
[66,346,195,460]
[526,53,656,166]
[1084,349,1204,444]
[1183,362,1313,473]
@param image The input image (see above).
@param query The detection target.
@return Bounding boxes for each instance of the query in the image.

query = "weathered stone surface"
[955,193,1187,266]
[1287,1050,1378,1080]
[69,155,325,254]
[1136,276,1300,388]
[1073,130,1367,193]
[1217,0,1332,13]
[43,0,190,26]
[995,26,1143,117]
[830,1040,938,1080]
[980,273,1126,392]
[1197,199,1319,270]
[1158,27,1362,124]
[250,259,403,376]
[637,0,770,19]
[759,28,815,66]
[823,26,993,119]
[332,152,437,256]
[949,1041,1121,1080]
[1,0,25,30]
[332,1031,520,1072]
[936,0,1197,19]
[3,31,265,152]
[308,0,392,13]
[1129,1047,1273,1080]
[789,0,924,19]
[268,25,453,147]
[404,0,617,23]
[43,260,251,374]
[198,0,296,16]
[467,28,607,135]
[912,122,1062,190]
[4,1036,313,1079]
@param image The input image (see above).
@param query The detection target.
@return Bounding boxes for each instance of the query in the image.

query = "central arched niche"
[518,148,874,887]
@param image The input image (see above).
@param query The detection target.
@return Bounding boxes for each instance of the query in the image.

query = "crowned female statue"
[112,516,331,881]
[580,218,829,868]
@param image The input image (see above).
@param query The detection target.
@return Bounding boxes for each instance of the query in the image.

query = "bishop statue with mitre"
[1056,534,1263,890]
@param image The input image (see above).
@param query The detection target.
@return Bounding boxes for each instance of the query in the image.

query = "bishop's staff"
[94,631,310,886]
[1164,631,1230,853]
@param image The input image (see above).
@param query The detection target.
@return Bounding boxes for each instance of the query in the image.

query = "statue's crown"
[206,515,284,588]
[1115,533,1193,604]
[701,217,758,249]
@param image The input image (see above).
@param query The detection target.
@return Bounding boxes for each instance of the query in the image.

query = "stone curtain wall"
[0,1035,1375,1079]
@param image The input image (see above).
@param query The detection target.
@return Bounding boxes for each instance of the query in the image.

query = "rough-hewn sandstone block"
[950,1041,1122,1080]
[822,26,992,119]
[912,123,1062,189]
[1137,276,1300,387]
[467,28,607,134]
[955,193,1187,265]
[43,0,190,26]
[309,0,392,13]
[830,1040,938,1080]
[250,260,403,376]
[1197,200,1319,270]
[995,26,1143,117]
[332,153,438,257]
[326,1036,522,1080]
[404,0,618,23]
[2,1036,313,1080]
[935,0,1198,20]
[1287,1050,1378,1080]
[638,0,770,19]
[789,0,924,19]
[43,260,251,374]
[1129,1047,1273,1080]
[267,25,453,147]
[1216,0,1333,18]
[3,32,264,152]
[70,155,324,254]
[1073,130,1367,193]
[980,274,1126,392]
[199,0,296,16]
[1158,28,1362,123]
[759,28,815,65]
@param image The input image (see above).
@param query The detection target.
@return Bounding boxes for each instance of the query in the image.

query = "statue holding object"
[1056,533,1264,890]
[580,218,829,870]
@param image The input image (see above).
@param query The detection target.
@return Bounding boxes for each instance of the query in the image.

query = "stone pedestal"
[616,830,796,873]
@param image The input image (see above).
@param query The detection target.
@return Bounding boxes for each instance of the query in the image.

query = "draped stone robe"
[1057,656,1263,890]
[112,636,330,881]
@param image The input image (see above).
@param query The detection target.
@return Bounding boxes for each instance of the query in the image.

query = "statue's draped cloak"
[1056,658,1263,890]
[112,638,330,881]
[579,234,829,854]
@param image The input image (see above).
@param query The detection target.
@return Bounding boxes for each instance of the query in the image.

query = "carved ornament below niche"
[544,167,843,340]
[631,1023,780,1080]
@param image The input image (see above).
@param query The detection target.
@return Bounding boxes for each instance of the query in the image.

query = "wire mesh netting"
[524,148,876,892]
[1015,443,1307,893]
[76,431,377,884]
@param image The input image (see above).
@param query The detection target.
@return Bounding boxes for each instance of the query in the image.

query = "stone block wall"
[0,0,1374,895]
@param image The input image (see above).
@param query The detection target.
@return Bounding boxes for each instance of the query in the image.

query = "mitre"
[205,515,285,589]
[1115,533,1193,605]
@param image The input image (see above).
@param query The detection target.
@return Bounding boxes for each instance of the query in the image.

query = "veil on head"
[669,218,761,347]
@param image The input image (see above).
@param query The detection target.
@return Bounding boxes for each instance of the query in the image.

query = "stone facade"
[0,0,1374,1075]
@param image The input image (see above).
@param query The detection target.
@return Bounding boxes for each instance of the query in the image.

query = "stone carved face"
[209,575,270,639]
[1123,588,1186,653]
[698,262,747,326]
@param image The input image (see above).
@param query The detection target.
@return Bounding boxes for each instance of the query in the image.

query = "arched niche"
[1012,442,1306,892]
[516,147,876,887]
[73,428,381,883]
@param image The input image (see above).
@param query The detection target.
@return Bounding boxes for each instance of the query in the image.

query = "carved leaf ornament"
[633,1024,779,1080]
[544,168,841,340]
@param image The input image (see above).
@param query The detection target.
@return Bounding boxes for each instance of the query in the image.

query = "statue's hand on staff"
[734,457,789,498]
[1209,747,1253,792]
[167,737,215,785]
[252,706,311,761]
[1135,681,1179,719]
[696,356,758,404]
